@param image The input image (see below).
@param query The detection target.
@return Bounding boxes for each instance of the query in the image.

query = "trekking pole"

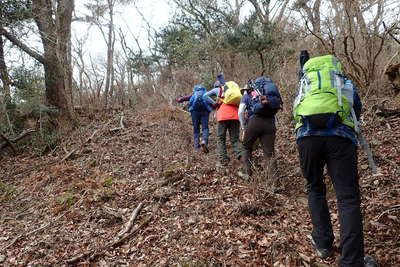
[357,132,378,174]
[351,109,378,174]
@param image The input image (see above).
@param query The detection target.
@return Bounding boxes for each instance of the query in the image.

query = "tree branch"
[0,132,17,155]
[0,27,45,64]
[383,21,400,45]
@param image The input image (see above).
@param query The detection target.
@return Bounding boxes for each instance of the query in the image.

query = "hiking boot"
[201,140,209,153]
[309,235,332,259]
[238,170,250,181]
[364,255,379,267]
[216,159,228,168]
[238,156,251,180]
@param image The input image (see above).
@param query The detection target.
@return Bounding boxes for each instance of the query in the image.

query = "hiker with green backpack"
[203,74,243,167]
[293,51,378,267]
[176,85,212,153]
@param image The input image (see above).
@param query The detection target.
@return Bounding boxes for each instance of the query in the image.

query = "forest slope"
[0,102,399,266]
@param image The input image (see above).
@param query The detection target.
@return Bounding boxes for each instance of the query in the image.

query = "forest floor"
[0,99,399,266]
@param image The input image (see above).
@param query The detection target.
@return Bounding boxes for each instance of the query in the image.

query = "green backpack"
[293,54,357,130]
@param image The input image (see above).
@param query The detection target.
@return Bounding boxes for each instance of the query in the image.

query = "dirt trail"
[0,107,399,266]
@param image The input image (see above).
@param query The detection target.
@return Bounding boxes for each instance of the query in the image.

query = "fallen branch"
[61,147,80,162]
[376,108,400,118]
[0,129,35,154]
[61,122,110,162]
[0,132,17,154]
[375,204,400,222]
[109,115,125,132]
[109,127,122,132]
[118,202,144,237]
[1,191,87,251]
[197,195,233,201]
[160,175,184,187]
[86,129,100,143]
[66,215,152,264]
[2,210,32,221]
[120,115,125,129]
[102,205,125,219]
[11,160,58,178]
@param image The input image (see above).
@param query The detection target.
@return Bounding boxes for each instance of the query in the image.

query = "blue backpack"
[189,85,208,111]
[249,77,282,117]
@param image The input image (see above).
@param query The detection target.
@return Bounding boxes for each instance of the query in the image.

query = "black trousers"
[297,136,364,267]
[243,116,276,160]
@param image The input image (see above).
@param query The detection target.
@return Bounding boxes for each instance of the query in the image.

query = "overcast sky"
[72,0,172,59]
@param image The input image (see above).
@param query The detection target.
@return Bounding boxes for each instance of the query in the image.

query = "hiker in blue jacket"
[176,85,212,153]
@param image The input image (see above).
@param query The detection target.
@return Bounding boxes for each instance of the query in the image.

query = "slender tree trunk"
[104,0,115,108]
[258,50,265,76]
[0,26,14,133]
[0,35,11,105]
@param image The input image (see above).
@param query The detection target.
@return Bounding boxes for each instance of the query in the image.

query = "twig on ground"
[0,191,87,251]
[120,115,125,129]
[197,195,233,201]
[87,129,100,143]
[11,160,58,178]
[118,202,144,237]
[66,215,152,264]
[109,114,125,132]
[102,206,125,219]
[61,147,80,161]
[2,210,32,221]
[61,121,110,161]
[375,204,400,221]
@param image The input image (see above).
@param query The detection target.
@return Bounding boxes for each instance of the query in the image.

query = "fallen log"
[0,129,36,154]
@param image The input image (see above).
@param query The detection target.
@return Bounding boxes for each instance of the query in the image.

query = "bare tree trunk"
[32,0,75,127]
[0,35,11,106]
[57,0,75,116]
[103,0,116,108]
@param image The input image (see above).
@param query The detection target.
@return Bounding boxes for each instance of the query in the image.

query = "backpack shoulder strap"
[218,87,223,99]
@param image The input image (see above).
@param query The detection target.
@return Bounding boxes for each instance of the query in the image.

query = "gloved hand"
[260,95,268,104]
[212,102,221,109]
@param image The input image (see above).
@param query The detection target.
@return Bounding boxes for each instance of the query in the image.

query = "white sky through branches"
[73,0,172,59]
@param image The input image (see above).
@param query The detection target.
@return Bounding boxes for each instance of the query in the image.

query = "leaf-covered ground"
[0,103,399,266]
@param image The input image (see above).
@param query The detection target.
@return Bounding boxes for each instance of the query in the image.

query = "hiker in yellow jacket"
[203,75,243,167]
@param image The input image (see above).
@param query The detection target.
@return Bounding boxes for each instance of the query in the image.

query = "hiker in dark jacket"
[238,77,282,181]
[293,53,378,267]
[176,85,212,153]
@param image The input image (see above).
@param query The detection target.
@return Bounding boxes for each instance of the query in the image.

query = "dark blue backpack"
[189,85,208,111]
[249,78,282,117]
